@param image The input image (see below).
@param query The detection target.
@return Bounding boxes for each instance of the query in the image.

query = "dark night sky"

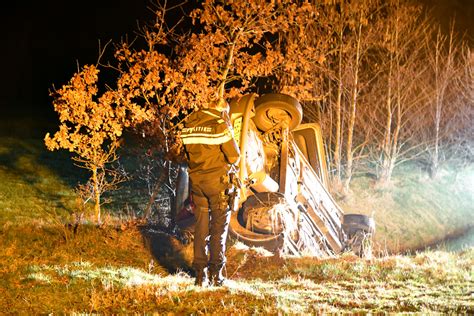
[0,0,153,120]
[0,0,472,137]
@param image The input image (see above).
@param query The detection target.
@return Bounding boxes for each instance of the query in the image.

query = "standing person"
[180,101,240,286]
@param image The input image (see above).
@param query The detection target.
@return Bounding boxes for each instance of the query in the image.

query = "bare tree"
[342,0,382,191]
[365,0,431,184]
[274,0,380,192]
[449,49,474,164]
[420,23,468,178]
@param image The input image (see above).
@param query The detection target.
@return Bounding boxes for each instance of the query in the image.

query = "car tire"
[342,214,375,259]
[253,93,303,131]
[342,214,375,235]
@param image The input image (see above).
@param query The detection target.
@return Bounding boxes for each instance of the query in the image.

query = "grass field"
[339,164,474,253]
[0,136,473,313]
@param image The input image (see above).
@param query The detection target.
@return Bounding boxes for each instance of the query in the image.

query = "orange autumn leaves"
[45,65,154,169]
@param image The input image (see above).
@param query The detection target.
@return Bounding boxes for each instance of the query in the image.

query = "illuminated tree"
[360,0,431,184]
[45,65,154,223]
[46,0,299,221]
[275,0,381,191]
[110,0,300,151]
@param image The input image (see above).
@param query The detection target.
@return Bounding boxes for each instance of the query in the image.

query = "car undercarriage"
[175,93,375,258]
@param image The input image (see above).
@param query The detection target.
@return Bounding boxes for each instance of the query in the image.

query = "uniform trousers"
[191,175,231,275]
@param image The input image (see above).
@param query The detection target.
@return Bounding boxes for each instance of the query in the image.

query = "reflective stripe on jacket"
[181,109,240,179]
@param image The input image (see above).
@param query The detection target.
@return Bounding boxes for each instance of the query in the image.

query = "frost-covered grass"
[4,236,473,314]
[0,136,473,313]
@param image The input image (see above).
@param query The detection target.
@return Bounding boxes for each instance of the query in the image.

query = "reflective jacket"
[181,108,240,181]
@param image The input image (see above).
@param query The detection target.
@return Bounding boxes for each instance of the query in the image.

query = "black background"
[0,0,472,137]
[0,0,152,120]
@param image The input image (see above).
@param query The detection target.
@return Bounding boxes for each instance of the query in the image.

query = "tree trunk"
[379,27,394,185]
[383,16,402,184]
[92,166,101,223]
[333,28,344,185]
[217,30,242,101]
[430,27,455,179]
[344,22,362,191]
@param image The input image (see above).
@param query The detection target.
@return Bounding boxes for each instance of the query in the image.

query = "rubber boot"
[209,265,226,287]
[194,267,208,287]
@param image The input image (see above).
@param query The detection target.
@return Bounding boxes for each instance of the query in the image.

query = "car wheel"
[342,214,375,259]
[253,93,303,132]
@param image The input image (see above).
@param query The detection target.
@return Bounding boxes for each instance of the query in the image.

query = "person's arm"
[222,137,240,165]
[214,120,240,165]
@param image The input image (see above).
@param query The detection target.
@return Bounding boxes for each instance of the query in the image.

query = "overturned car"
[175,93,375,258]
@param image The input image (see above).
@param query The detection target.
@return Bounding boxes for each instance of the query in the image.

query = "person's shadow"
[139,223,194,275]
